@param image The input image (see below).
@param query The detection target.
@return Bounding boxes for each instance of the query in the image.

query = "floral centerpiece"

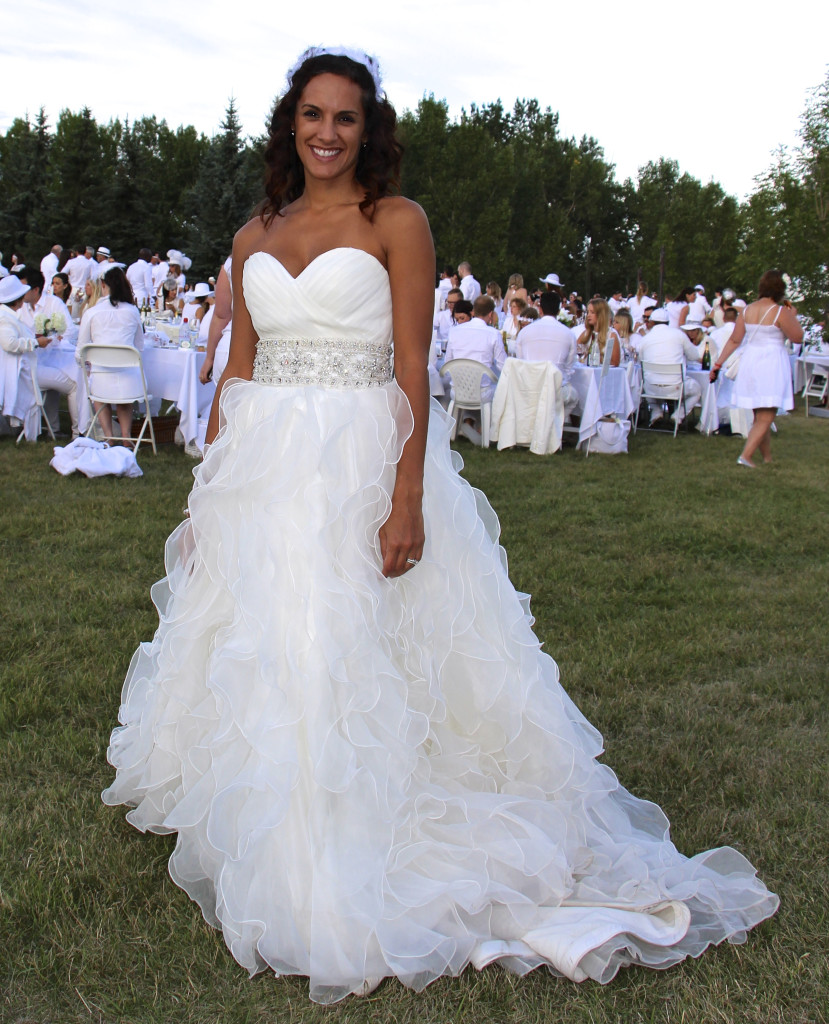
[557,309,576,328]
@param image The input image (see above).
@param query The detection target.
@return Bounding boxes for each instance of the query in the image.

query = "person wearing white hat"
[539,273,564,291]
[181,283,214,334]
[1,270,80,438]
[689,285,711,322]
[0,274,41,436]
[637,308,705,424]
[96,246,112,263]
[166,251,188,298]
[457,261,481,302]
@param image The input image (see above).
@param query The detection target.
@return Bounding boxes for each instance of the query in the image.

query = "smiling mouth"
[310,147,341,158]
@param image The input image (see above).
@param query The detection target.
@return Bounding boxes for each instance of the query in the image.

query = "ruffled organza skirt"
[103,378,778,1003]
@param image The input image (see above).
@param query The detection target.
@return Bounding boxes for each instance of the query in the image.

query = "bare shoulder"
[232,215,272,262]
[374,196,431,239]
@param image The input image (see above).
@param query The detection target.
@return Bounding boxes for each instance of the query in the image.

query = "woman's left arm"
[380,199,434,578]
[778,304,804,346]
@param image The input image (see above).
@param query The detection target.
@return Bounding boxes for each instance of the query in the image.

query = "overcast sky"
[3,0,827,201]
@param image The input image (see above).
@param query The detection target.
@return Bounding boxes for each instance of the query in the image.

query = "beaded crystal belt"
[252,337,393,388]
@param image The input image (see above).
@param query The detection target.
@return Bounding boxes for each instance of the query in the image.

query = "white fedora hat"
[0,275,30,304]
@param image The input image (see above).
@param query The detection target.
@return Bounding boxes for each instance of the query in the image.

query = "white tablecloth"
[571,365,636,444]
[142,345,215,444]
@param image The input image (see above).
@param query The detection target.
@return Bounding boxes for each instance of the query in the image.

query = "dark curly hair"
[262,54,402,224]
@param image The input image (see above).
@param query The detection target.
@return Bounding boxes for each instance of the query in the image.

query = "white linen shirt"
[444,317,506,400]
[40,251,59,290]
[77,296,144,351]
[126,259,154,303]
[515,315,578,384]
[152,261,169,291]
[637,325,704,383]
[459,275,481,302]
[64,254,93,290]
[0,304,36,353]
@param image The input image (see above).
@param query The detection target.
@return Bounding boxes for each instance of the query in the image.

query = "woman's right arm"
[204,225,260,446]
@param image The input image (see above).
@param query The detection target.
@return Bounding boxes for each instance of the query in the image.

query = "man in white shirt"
[515,291,578,412]
[608,290,624,315]
[95,246,112,263]
[64,245,93,292]
[637,308,705,424]
[151,253,169,307]
[444,295,506,440]
[457,262,481,302]
[40,245,63,293]
[127,248,154,305]
[436,265,454,310]
[10,268,80,437]
[433,288,462,350]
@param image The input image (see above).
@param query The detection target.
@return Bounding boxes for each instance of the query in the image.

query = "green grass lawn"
[1,406,827,1024]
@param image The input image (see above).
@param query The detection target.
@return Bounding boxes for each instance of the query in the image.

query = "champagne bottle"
[701,340,711,371]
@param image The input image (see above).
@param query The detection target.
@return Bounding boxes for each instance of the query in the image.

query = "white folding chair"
[803,365,829,416]
[78,344,157,453]
[16,355,56,444]
[439,358,498,447]
[633,361,688,438]
[0,347,56,443]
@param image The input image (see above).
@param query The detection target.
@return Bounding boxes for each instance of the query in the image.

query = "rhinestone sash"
[252,337,393,388]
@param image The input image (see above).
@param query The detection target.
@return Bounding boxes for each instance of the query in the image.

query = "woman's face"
[52,276,66,298]
[510,300,521,317]
[586,304,597,326]
[293,73,366,183]
[613,315,625,335]
[454,311,471,324]
[84,279,93,297]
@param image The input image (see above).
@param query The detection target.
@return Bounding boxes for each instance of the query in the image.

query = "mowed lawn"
[1,405,827,1024]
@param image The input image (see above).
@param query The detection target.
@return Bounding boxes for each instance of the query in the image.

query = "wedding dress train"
[102,247,778,1003]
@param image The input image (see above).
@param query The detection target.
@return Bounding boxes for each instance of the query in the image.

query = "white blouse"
[78,296,144,351]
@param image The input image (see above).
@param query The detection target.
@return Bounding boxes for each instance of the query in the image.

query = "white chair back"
[78,343,157,452]
[634,361,687,438]
[439,357,499,446]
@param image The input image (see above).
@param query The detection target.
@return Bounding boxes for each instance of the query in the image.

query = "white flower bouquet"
[34,311,67,336]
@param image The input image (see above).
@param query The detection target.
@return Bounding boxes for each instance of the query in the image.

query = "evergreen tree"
[185,98,264,279]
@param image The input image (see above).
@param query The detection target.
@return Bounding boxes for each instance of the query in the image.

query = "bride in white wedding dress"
[102,47,778,1004]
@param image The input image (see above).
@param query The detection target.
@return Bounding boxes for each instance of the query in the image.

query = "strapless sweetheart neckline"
[245,246,387,282]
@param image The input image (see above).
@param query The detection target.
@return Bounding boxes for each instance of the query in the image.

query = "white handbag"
[589,418,630,454]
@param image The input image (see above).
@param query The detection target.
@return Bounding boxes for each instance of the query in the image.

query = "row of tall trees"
[1,72,826,316]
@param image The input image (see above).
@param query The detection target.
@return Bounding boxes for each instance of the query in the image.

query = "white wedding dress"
[103,247,778,1003]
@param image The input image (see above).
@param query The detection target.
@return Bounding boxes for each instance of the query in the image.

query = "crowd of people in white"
[0,243,225,442]
[0,245,815,462]
[430,262,811,444]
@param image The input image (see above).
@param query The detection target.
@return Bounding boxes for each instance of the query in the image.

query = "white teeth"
[312,147,339,157]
